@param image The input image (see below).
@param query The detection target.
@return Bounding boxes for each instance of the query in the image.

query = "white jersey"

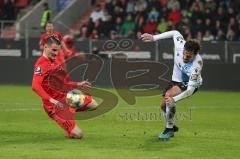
[170,32,203,88]
[152,30,203,101]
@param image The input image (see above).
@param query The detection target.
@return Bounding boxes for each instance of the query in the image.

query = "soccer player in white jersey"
[140,30,203,140]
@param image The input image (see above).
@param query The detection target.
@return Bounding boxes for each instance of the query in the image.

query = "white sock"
[166,101,176,129]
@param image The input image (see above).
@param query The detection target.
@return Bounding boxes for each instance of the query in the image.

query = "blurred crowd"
[0,0,39,20]
[75,0,240,41]
[0,0,17,20]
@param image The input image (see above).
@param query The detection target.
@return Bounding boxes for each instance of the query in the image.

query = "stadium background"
[0,0,239,90]
[0,0,240,159]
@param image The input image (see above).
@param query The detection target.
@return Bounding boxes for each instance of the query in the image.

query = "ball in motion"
[66,89,86,108]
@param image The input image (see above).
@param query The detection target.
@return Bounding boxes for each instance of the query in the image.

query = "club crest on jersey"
[34,66,42,75]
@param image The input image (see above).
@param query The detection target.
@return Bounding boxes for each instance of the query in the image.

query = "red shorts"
[43,101,76,136]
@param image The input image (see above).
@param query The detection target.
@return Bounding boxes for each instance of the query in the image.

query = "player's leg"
[161,85,181,112]
[86,99,98,110]
[69,125,83,139]
[75,96,98,112]
[159,85,181,140]
[43,103,83,139]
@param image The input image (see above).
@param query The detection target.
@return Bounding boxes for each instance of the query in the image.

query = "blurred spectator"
[78,25,88,40]
[196,31,203,41]
[157,17,168,33]
[89,29,99,39]
[114,17,123,34]
[215,29,226,41]
[135,16,145,33]
[191,4,203,25]
[190,0,204,12]
[86,18,95,36]
[143,16,158,34]
[94,19,104,37]
[112,6,124,20]
[83,0,240,41]
[214,6,227,23]
[204,0,217,12]
[191,19,204,37]
[147,7,159,22]
[203,8,212,20]
[126,0,135,13]
[228,17,239,35]
[2,0,16,20]
[203,18,214,34]
[148,0,160,11]
[120,14,135,37]
[40,3,51,29]
[179,0,193,11]
[90,4,106,22]
[167,1,181,25]
[212,20,226,37]
[227,7,236,20]
[226,29,237,41]
[202,30,214,41]
[183,28,192,40]
[135,0,148,12]
[179,17,190,33]
[100,14,115,38]
[110,30,120,40]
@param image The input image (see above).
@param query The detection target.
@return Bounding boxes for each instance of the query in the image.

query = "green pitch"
[0,85,240,159]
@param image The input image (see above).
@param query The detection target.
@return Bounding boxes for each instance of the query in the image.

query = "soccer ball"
[66,89,86,108]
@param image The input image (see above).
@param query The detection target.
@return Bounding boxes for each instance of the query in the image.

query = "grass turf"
[0,85,240,159]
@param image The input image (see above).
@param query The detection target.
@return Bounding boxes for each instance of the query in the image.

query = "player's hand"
[49,98,64,109]
[165,96,175,105]
[140,33,154,42]
[77,81,91,89]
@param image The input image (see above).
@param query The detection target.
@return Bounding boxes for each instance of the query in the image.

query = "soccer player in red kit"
[32,36,98,139]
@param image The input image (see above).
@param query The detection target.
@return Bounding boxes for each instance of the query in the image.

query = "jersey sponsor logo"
[34,66,42,75]
[176,36,184,43]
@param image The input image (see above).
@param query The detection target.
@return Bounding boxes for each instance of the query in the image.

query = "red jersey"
[32,56,78,104]
[40,31,63,48]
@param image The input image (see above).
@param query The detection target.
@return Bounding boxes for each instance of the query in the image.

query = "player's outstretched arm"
[170,69,201,102]
[140,30,183,42]
[171,86,196,102]
[32,75,51,101]
[32,75,63,108]
[64,79,92,92]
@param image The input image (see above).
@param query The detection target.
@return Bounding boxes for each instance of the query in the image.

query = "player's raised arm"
[140,30,184,42]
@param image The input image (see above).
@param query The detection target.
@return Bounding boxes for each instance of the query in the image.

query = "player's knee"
[70,126,83,139]
[73,131,83,139]
[160,100,166,112]
[87,100,98,111]
[160,102,166,109]
[165,92,172,98]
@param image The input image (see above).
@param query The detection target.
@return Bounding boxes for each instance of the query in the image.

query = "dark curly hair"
[184,39,201,55]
